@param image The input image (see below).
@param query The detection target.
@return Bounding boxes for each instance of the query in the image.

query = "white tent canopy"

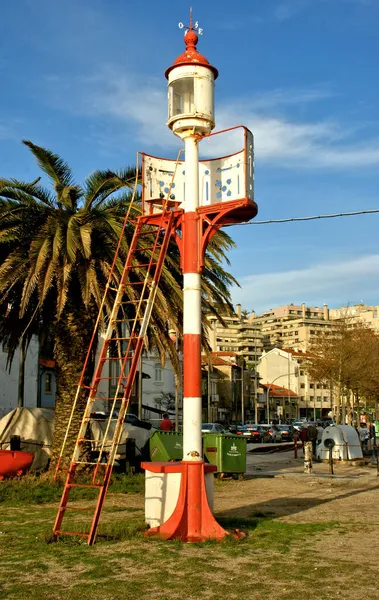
[317,424,363,461]
[0,407,54,472]
[0,407,152,472]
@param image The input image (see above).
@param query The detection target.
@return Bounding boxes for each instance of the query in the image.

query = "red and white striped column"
[182,134,202,463]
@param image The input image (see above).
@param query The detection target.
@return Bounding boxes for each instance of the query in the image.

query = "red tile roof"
[201,354,236,367]
[260,383,298,398]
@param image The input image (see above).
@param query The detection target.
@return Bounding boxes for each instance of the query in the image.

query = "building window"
[316,384,321,389]
[44,373,53,395]
[300,396,305,402]
[310,383,314,389]
[316,396,322,402]
[300,370,304,376]
[300,383,305,389]
[155,364,162,383]
[323,397,328,402]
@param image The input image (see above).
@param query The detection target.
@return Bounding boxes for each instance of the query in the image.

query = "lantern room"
[165,27,218,138]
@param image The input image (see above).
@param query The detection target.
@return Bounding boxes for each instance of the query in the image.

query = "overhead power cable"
[225,208,379,227]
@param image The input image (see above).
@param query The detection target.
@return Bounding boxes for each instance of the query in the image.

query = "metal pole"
[138,354,143,420]
[329,446,334,477]
[241,362,245,425]
[207,356,211,423]
[287,352,290,421]
[174,334,180,432]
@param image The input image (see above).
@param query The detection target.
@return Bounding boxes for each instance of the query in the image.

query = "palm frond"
[84,166,137,210]
[23,140,74,189]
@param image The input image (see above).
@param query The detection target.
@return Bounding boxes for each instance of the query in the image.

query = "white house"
[0,336,178,424]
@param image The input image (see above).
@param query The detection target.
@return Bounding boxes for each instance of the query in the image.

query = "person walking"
[307,423,318,458]
[160,413,174,432]
[358,422,370,454]
[316,423,324,449]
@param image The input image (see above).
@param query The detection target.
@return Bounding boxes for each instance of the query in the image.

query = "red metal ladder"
[52,208,178,545]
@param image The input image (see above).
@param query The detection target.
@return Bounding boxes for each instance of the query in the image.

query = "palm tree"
[0,141,238,467]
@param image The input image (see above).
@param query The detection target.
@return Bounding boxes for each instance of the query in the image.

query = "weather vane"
[178,7,203,35]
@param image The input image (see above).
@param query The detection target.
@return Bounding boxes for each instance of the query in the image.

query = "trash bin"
[203,433,246,479]
[149,431,183,461]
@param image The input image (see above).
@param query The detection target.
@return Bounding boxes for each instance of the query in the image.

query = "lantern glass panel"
[168,78,195,118]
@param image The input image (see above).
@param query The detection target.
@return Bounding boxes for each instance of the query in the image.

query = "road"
[245,446,371,479]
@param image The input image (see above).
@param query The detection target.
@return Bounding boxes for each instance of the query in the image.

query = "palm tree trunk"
[49,310,95,471]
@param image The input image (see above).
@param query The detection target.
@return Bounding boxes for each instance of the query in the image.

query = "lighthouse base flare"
[142,461,228,542]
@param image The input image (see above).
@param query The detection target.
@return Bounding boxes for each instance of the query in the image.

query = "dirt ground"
[2,450,379,600]
[216,450,379,575]
[216,448,379,523]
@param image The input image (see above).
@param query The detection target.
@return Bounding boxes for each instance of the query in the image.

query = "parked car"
[236,424,270,443]
[201,423,227,434]
[260,424,282,443]
[90,411,152,430]
[276,424,293,442]
[292,420,307,433]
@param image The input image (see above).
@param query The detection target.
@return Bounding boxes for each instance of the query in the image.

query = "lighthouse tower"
[142,12,257,542]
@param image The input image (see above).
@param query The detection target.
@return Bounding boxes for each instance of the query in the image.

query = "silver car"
[201,423,226,434]
[260,424,282,443]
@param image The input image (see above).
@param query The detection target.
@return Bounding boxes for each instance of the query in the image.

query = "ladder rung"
[101,356,133,362]
[111,317,143,322]
[129,262,158,269]
[137,230,159,236]
[111,337,140,341]
[119,299,147,305]
[55,530,89,538]
[64,506,95,512]
[125,281,144,286]
[91,397,123,402]
[68,473,105,478]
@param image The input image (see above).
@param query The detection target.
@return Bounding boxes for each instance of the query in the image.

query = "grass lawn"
[0,473,378,600]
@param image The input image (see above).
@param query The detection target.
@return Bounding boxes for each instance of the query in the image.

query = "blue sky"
[1,0,379,313]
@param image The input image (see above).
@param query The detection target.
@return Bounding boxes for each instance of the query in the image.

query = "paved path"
[245,448,373,479]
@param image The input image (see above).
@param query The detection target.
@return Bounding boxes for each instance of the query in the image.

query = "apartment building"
[258,347,333,421]
[329,303,379,332]
[251,303,334,351]
[206,304,263,366]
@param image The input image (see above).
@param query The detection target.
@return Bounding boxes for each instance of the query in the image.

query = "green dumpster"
[149,431,183,461]
[203,433,246,478]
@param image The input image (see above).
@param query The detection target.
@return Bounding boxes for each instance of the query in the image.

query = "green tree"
[304,319,379,423]
[0,141,238,466]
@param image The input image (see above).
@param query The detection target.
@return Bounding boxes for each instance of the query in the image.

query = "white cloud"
[274,1,310,21]
[231,254,379,312]
[47,71,379,169]
[0,122,18,141]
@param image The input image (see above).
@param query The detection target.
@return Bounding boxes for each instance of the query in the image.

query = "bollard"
[303,441,312,474]
[324,438,335,478]
[329,446,334,477]
[294,432,298,459]
[373,436,379,476]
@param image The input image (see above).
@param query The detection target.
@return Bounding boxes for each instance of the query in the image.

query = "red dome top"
[165,29,218,79]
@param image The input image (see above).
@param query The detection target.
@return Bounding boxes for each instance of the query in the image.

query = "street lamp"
[266,372,298,424]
